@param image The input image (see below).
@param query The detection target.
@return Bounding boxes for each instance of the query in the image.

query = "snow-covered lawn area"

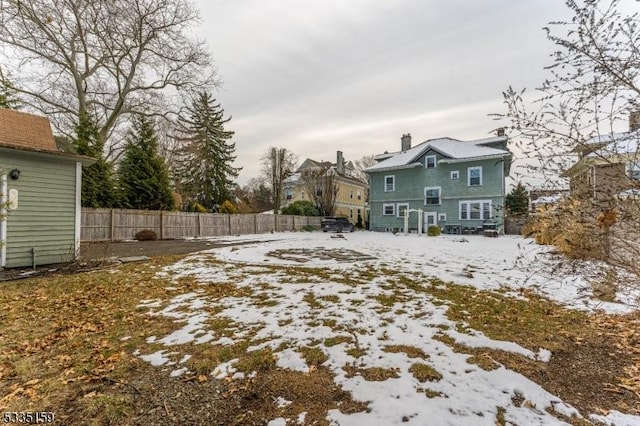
[137,232,639,425]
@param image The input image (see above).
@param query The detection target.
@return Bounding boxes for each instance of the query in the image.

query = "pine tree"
[0,67,21,109]
[74,110,117,208]
[118,115,175,210]
[176,92,240,210]
[505,182,529,215]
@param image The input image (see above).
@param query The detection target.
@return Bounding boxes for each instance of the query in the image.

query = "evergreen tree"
[118,115,175,210]
[0,67,21,109]
[505,182,529,215]
[74,110,117,208]
[176,92,240,210]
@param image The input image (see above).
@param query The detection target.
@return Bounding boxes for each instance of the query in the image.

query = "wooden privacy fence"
[81,208,323,242]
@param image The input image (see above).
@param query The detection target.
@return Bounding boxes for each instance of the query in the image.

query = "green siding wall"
[368,151,507,232]
[3,152,78,268]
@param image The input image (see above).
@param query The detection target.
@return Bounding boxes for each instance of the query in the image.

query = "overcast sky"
[194,0,575,186]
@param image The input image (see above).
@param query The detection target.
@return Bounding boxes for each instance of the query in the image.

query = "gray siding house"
[0,108,94,268]
[365,133,511,234]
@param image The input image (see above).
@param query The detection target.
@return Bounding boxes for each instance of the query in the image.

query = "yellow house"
[283,151,367,224]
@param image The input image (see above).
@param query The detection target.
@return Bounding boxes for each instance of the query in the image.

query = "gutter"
[438,154,511,164]
[364,163,423,174]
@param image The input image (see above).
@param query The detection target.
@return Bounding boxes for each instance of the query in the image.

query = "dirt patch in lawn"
[419,277,640,420]
[267,248,377,263]
[1,255,638,424]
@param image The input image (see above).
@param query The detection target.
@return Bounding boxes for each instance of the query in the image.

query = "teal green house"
[365,133,512,234]
[0,108,94,268]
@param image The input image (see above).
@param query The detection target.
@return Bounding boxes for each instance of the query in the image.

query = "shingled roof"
[0,108,58,153]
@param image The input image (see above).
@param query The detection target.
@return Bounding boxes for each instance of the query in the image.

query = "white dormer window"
[450,170,459,180]
[425,155,437,168]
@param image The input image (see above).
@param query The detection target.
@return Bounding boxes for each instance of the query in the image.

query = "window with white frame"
[384,175,395,192]
[383,203,395,216]
[285,188,293,200]
[424,187,441,205]
[459,200,492,220]
[628,162,640,180]
[425,155,437,168]
[468,166,482,186]
[349,190,354,199]
[396,203,409,218]
[450,170,459,180]
[357,190,362,200]
[438,213,447,222]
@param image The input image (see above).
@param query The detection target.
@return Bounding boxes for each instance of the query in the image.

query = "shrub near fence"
[81,208,323,242]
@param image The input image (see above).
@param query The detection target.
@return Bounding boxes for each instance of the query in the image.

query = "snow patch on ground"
[135,232,639,426]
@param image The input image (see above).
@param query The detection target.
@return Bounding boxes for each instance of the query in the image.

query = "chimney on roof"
[401,133,412,151]
[630,112,640,132]
[497,128,506,137]
[336,150,344,175]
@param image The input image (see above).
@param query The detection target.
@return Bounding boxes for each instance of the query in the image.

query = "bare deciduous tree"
[498,0,640,182]
[354,154,376,202]
[0,0,216,148]
[498,0,640,287]
[261,147,297,213]
[300,170,338,217]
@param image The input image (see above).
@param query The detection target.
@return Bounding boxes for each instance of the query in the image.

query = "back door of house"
[423,212,437,232]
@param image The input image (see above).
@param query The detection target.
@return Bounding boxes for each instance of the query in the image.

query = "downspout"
[1,174,7,268]
[32,247,36,270]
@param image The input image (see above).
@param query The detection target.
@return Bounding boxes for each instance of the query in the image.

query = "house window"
[285,188,293,200]
[460,200,492,220]
[384,175,395,192]
[349,190,354,199]
[396,203,409,218]
[468,166,482,186]
[450,170,459,180]
[383,203,395,216]
[628,162,640,180]
[424,187,441,205]
[357,190,362,200]
[350,209,353,218]
[438,213,447,222]
[425,155,437,168]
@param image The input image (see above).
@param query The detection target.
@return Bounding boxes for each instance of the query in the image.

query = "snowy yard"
[134,232,639,426]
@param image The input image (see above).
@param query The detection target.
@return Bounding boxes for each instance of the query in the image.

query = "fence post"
[274,214,278,232]
[228,214,232,235]
[197,213,202,238]
[254,214,257,234]
[160,211,164,240]
[110,209,115,241]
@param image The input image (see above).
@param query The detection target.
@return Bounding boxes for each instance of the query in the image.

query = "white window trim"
[382,203,395,216]
[468,166,483,186]
[628,162,640,180]
[384,175,395,192]
[425,155,437,168]
[438,213,447,222]
[459,200,492,220]
[424,186,441,205]
[450,170,459,180]
[396,203,409,218]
